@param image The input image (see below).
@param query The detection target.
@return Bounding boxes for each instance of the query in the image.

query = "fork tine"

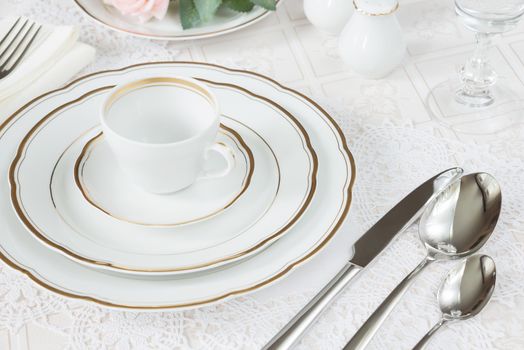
[4,25,42,74]
[0,18,21,49]
[0,22,37,72]
[0,18,30,63]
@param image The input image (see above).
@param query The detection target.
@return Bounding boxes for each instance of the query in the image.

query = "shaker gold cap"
[353,0,399,16]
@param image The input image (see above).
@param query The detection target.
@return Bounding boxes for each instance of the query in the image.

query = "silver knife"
[263,167,464,350]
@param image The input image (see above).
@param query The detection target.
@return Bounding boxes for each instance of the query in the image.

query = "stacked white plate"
[0,62,355,309]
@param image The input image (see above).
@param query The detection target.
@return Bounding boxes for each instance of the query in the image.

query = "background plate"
[74,0,277,40]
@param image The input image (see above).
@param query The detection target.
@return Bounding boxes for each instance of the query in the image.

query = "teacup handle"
[198,143,235,180]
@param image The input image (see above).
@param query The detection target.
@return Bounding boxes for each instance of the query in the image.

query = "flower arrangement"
[103,0,277,29]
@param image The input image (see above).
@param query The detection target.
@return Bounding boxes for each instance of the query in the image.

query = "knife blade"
[263,167,463,350]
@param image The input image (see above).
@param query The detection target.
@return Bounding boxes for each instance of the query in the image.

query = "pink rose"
[104,0,169,23]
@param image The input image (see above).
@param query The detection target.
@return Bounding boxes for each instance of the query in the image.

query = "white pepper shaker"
[338,0,406,79]
[304,0,354,35]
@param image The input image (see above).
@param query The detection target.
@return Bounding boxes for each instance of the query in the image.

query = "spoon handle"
[344,257,434,350]
[263,262,362,350]
[412,318,448,350]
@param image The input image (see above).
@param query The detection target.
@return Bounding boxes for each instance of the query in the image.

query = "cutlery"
[412,254,496,350]
[0,18,42,79]
[263,167,464,350]
[345,172,501,350]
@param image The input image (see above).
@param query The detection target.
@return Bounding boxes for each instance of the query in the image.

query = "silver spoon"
[412,254,496,349]
[345,173,501,350]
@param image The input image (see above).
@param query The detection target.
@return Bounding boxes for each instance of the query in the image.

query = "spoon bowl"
[439,254,496,321]
[420,173,501,259]
[412,255,497,349]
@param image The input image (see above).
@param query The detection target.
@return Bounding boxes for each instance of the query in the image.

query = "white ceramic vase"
[338,0,406,79]
[303,0,354,35]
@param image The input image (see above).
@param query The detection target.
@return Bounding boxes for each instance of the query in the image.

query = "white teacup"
[100,76,234,194]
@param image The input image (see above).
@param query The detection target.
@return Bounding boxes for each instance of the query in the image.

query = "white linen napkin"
[0,17,96,119]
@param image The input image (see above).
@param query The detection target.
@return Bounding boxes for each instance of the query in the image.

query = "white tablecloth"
[1,0,523,349]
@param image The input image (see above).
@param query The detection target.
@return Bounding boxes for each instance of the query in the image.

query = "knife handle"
[263,262,362,350]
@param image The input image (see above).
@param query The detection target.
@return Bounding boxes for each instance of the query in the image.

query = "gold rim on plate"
[74,123,255,227]
[1,61,355,309]
[10,78,317,273]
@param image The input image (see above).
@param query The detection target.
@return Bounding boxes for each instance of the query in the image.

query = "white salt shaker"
[338,0,406,79]
[304,0,354,35]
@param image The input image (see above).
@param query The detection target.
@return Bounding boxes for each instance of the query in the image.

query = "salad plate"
[0,61,355,309]
[74,0,278,40]
[10,79,316,275]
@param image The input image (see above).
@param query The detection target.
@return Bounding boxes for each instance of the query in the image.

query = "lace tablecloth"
[1,0,524,349]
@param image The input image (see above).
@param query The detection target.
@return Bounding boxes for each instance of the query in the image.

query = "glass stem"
[456,32,498,107]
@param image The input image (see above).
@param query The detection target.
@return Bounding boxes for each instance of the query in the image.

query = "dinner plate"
[1,62,355,309]
[11,80,315,275]
[74,0,277,40]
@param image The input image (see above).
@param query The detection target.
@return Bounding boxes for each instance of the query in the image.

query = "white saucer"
[1,62,355,309]
[11,80,316,275]
[74,0,277,41]
[73,125,253,227]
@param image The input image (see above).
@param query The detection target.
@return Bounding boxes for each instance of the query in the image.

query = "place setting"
[0,59,354,306]
[0,0,523,349]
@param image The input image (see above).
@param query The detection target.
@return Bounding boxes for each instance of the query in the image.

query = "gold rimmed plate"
[73,124,254,227]
[10,79,316,275]
[0,62,354,309]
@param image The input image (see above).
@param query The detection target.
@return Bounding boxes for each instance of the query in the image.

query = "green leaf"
[180,0,201,29]
[194,0,222,22]
[250,0,276,10]
[222,0,254,12]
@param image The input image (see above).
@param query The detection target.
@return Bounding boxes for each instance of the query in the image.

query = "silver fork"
[0,18,42,79]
